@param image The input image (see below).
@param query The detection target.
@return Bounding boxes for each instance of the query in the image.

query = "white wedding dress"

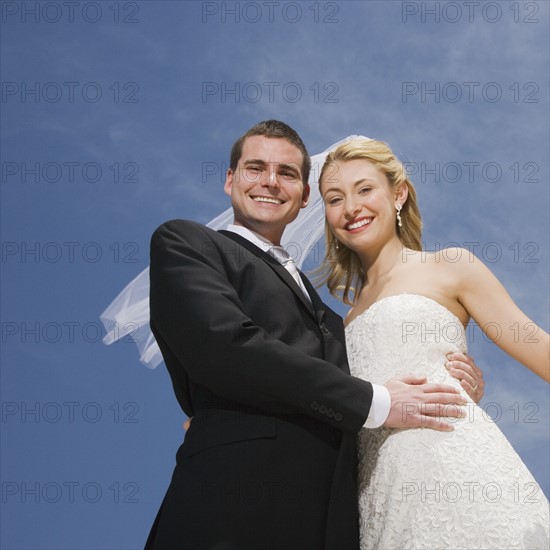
[345,294,550,550]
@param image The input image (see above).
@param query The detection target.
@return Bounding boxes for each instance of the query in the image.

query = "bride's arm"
[453,249,549,382]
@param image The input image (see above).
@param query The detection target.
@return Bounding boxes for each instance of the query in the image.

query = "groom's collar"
[225,224,295,261]
[221,225,319,316]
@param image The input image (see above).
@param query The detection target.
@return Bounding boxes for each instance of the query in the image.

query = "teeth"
[253,196,282,205]
[347,218,372,230]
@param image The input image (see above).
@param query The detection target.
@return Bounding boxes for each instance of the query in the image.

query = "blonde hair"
[317,138,422,305]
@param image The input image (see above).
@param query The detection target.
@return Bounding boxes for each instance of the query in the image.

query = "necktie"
[269,246,312,303]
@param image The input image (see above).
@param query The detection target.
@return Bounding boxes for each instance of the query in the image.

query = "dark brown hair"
[229,120,311,184]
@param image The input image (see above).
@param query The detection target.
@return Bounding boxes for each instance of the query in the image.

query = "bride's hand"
[446,353,485,403]
[383,375,467,432]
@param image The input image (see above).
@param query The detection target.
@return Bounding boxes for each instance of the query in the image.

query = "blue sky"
[1,1,549,548]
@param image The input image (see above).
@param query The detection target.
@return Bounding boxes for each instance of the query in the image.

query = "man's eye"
[244,166,262,178]
[281,171,298,179]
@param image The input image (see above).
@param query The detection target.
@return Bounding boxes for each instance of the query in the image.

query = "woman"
[318,138,549,549]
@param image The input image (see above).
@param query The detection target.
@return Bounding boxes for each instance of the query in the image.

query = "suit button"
[310,401,320,411]
[319,323,329,334]
[319,405,328,414]
[334,412,344,422]
[327,409,335,418]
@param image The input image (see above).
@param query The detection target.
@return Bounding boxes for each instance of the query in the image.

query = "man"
[145,120,482,549]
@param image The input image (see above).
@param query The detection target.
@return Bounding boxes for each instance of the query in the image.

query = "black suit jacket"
[145,220,373,550]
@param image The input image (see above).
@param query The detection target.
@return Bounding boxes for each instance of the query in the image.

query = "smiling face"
[224,135,310,244]
[321,159,407,254]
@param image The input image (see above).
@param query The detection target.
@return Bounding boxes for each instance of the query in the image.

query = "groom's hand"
[383,375,467,432]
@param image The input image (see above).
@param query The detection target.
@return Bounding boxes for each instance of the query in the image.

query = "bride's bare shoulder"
[407,247,480,272]
[344,307,357,327]
[399,246,483,291]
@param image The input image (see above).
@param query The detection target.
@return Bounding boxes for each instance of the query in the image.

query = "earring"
[335,240,339,250]
[395,204,403,228]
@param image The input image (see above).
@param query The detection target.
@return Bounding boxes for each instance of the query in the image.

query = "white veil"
[100,135,367,368]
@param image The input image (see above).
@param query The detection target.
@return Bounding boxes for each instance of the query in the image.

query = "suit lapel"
[300,273,328,323]
[219,230,316,319]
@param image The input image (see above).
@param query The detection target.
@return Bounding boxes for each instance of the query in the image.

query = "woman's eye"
[359,187,371,194]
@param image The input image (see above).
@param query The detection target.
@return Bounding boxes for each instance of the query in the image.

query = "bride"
[317,137,549,549]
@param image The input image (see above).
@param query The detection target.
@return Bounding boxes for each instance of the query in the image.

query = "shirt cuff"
[363,384,391,429]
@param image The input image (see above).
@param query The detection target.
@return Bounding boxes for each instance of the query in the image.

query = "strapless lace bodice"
[345,294,549,550]
[346,293,467,390]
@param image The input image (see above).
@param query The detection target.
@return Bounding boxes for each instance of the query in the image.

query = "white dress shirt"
[225,224,391,429]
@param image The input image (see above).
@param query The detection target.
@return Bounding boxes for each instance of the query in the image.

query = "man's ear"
[224,169,233,197]
[301,182,311,208]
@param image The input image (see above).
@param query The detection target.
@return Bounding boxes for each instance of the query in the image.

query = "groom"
[145,120,480,550]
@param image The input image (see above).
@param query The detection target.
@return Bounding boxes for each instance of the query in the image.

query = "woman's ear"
[395,183,408,205]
